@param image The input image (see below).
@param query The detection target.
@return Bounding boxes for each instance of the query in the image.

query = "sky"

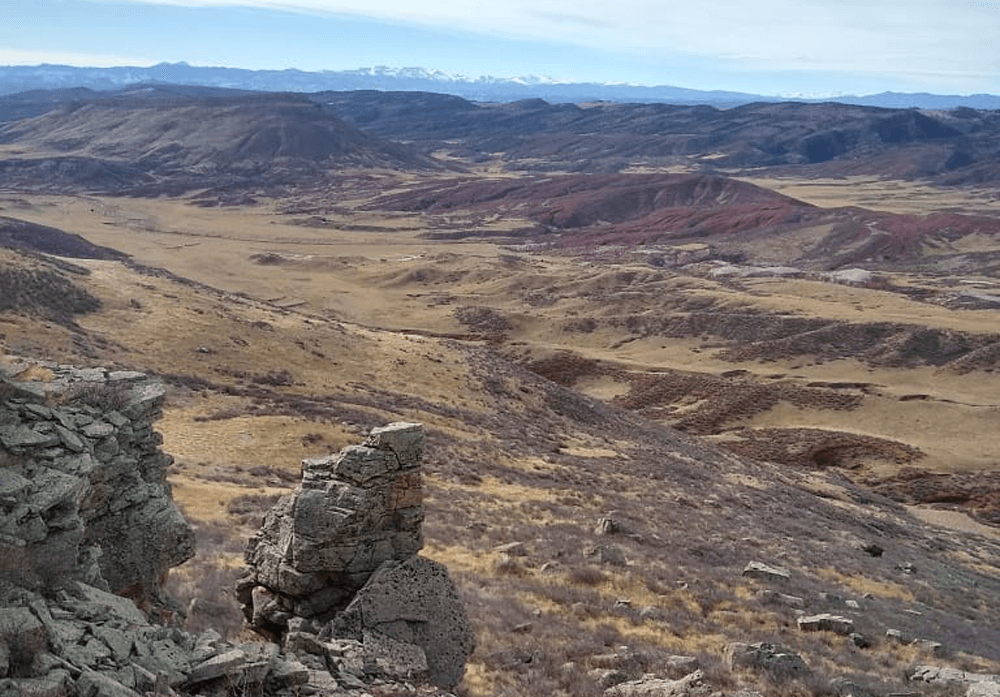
[2,0,999,96]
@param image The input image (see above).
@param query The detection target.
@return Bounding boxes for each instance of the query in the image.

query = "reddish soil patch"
[612,370,861,435]
[870,468,1000,526]
[723,428,924,471]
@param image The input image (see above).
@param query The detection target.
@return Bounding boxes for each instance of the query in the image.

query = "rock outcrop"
[0,360,195,617]
[238,422,474,689]
[1,363,473,696]
[239,422,426,631]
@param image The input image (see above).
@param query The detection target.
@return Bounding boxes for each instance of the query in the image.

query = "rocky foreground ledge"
[0,361,472,697]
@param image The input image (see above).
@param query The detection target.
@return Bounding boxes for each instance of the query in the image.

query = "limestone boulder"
[331,555,475,689]
[242,423,426,627]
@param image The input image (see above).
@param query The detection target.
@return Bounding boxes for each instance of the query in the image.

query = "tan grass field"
[9,188,1000,484]
[740,175,1000,216]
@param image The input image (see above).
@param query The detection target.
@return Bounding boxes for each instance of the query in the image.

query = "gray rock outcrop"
[741,561,791,582]
[726,642,810,679]
[1,364,471,697]
[239,422,474,689]
[605,670,710,697]
[239,422,425,630]
[796,613,855,635]
[0,361,194,617]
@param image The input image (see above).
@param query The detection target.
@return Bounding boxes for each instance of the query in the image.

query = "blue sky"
[2,0,998,96]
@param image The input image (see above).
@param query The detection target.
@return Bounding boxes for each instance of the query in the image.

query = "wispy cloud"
[15,0,996,92]
[87,0,999,87]
[0,48,153,67]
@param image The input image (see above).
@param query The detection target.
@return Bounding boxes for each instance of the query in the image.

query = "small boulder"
[588,545,627,567]
[595,518,624,535]
[663,656,700,679]
[911,638,945,657]
[797,614,854,636]
[756,590,804,609]
[861,543,884,557]
[331,555,474,689]
[742,562,790,582]
[727,642,809,680]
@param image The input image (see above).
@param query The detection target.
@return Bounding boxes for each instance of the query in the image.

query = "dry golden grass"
[740,175,1000,216]
[814,568,915,602]
[6,177,1000,696]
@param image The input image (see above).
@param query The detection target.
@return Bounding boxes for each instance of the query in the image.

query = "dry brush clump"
[164,518,246,639]
[0,253,101,324]
[65,380,132,411]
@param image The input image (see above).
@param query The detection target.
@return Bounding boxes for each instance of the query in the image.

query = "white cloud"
[0,48,152,67]
[77,0,1000,90]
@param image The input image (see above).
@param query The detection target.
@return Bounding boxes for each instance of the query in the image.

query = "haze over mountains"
[3,62,1000,109]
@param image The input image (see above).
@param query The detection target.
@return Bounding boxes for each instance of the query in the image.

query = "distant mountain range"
[1,63,999,109]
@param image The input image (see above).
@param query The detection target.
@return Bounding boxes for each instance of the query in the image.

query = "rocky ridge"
[0,364,471,697]
[0,360,194,615]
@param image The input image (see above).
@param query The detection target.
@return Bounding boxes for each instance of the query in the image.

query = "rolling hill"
[0,91,445,195]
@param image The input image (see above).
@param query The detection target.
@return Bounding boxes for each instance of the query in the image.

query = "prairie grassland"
[740,175,1000,216]
[6,181,1000,696]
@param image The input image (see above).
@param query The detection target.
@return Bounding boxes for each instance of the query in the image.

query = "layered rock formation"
[239,422,474,689]
[0,360,194,615]
[0,363,473,696]
[241,423,425,630]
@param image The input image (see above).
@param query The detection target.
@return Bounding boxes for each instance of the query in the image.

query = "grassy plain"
[5,176,1000,695]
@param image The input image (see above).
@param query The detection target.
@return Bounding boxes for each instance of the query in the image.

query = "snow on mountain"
[0,63,998,109]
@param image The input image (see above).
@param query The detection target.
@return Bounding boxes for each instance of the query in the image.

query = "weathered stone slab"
[82,423,114,440]
[0,469,31,500]
[742,561,791,582]
[53,427,85,454]
[605,670,709,697]
[69,583,146,625]
[1,426,59,449]
[185,649,246,685]
[797,613,855,635]
[21,405,52,420]
[756,589,805,609]
[266,658,310,688]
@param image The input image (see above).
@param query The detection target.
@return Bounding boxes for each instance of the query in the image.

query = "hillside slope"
[321,91,1000,181]
[3,245,1000,696]
[0,93,445,194]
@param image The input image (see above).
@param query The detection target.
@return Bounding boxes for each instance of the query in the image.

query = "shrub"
[66,381,131,411]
